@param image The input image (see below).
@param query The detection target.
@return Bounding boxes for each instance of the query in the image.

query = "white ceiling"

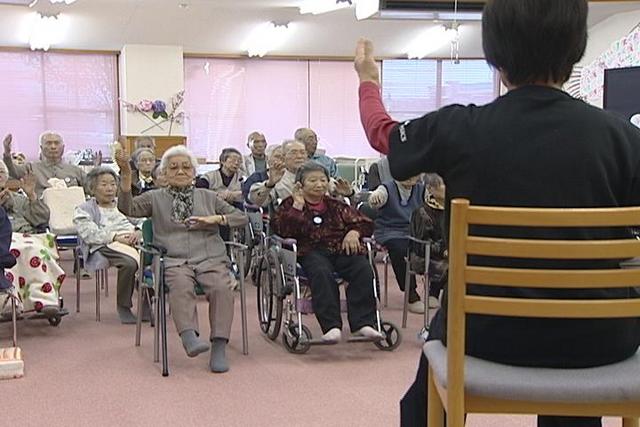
[0,0,638,57]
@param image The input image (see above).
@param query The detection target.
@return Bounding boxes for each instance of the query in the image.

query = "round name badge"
[64,177,71,183]
[313,216,323,225]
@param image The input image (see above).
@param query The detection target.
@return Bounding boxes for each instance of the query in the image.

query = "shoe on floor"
[408,300,425,314]
[321,328,342,344]
[117,306,137,324]
[354,325,383,340]
[427,296,441,309]
[81,269,92,280]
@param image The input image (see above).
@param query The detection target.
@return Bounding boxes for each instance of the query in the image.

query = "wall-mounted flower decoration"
[121,91,185,136]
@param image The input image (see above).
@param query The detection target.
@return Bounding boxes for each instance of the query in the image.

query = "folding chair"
[42,186,108,318]
[134,222,249,377]
[425,199,640,427]
[402,236,431,338]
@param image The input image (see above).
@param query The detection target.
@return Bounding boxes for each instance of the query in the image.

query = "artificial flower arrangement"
[121,91,185,136]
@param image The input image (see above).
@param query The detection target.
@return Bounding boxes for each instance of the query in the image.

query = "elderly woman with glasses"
[115,145,248,373]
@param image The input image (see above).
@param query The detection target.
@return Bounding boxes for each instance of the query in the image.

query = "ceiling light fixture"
[244,22,293,58]
[355,0,379,20]
[299,0,352,15]
[29,0,77,6]
[28,12,67,51]
[405,24,458,59]
[299,0,378,20]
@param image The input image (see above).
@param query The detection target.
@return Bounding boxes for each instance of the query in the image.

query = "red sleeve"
[358,81,398,155]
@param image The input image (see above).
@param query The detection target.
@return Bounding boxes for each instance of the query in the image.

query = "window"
[308,61,378,158]
[184,58,308,160]
[0,50,118,158]
[382,59,497,121]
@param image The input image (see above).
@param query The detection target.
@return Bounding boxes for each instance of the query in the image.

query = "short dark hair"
[219,148,242,163]
[295,161,329,184]
[482,0,587,86]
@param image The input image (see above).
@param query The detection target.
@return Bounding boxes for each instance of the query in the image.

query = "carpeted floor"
[0,253,620,427]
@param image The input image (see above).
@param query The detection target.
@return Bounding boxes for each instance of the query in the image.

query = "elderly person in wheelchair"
[115,146,248,373]
[272,161,382,344]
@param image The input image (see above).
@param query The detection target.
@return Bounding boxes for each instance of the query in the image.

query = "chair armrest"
[136,243,167,256]
[270,234,298,250]
[224,241,249,251]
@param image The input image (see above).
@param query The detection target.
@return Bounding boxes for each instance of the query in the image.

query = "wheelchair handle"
[406,235,431,246]
[243,202,263,213]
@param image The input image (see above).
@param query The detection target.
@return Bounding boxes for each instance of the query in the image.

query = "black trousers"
[383,238,420,303]
[400,352,602,427]
[299,249,377,334]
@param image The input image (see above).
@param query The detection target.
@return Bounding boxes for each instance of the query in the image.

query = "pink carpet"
[0,253,621,427]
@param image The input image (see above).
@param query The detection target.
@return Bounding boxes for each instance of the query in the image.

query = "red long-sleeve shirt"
[358,81,397,155]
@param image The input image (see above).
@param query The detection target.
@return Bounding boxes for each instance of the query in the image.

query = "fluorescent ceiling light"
[244,22,293,58]
[355,0,379,20]
[299,0,351,15]
[29,0,77,6]
[405,25,458,59]
[28,12,67,51]
[378,10,482,21]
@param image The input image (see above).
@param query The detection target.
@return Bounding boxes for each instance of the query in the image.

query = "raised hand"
[20,165,37,200]
[334,177,353,197]
[93,150,103,167]
[267,160,285,186]
[3,134,12,156]
[354,38,380,84]
[114,146,131,174]
[292,182,305,208]
[0,189,10,207]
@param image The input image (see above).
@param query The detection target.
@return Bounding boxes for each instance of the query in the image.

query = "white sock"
[321,328,342,343]
[356,325,383,339]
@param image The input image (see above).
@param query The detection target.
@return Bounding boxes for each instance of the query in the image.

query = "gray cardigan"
[118,188,248,268]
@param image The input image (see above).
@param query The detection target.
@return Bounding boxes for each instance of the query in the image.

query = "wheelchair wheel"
[282,323,312,354]
[256,251,283,340]
[374,321,401,351]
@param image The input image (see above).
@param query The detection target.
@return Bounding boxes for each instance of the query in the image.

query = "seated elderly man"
[272,161,381,343]
[73,166,141,324]
[116,145,248,373]
[294,128,337,178]
[241,144,284,205]
[197,148,244,207]
[129,136,157,173]
[243,131,268,176]
[0,162,65,317]
[249,140,353,208]
[3,132,86,197]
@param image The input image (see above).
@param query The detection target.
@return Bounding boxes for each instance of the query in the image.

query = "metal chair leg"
[239,249,249,356]
[11,294,17,348]
[402,258,411,328]
[135,267,144,347]
[158,259,168,377]
[104,269,109,298]
[383,254,389,308]
[95,270,101,321]
[75,248,81,313]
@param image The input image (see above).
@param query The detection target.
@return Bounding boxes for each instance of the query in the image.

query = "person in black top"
[355,1,640,426]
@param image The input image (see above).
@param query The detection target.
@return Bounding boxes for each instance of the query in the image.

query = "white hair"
[281,139,304,155]
[39,130,63,146]
[159,145,199,172]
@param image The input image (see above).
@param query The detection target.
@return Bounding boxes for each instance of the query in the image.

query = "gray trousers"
[164,261,235,340]
[97,247,137,308]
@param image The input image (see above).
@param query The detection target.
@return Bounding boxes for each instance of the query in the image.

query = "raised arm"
[3,134,26,179]
[355,40,396,155]
[115,148,152,218]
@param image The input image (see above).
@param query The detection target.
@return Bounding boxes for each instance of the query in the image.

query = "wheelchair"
[255,235,401,354]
